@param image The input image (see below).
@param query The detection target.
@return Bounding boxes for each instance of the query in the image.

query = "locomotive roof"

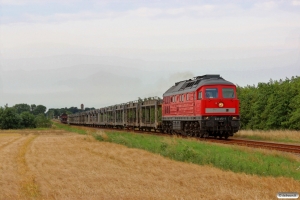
[163,74,235,96]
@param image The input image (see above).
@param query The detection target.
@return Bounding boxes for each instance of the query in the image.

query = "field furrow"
[17,135,40,199]
[0,136,22,151]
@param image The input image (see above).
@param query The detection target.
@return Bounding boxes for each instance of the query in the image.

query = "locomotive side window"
[198,91,202,100]
[205,88,218,98]
[186,93,189,101]
[222,88,235,98]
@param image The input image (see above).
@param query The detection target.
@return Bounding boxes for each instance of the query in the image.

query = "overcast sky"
[0,0,300,109]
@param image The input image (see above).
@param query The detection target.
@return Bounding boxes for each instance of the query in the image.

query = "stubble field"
[0,129,299,200]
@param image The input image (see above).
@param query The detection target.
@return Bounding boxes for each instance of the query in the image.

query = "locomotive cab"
[162,74,240,139]
[195,85,240,139]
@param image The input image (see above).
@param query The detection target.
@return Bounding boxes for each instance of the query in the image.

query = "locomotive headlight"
[218,102,224,108]
[232,117,237,120]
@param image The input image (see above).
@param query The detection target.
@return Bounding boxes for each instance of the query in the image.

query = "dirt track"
[0,130,299,200]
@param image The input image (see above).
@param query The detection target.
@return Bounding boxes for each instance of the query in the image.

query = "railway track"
[72,124,300,154]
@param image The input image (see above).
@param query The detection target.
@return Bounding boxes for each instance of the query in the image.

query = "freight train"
[60,113,68,124]
[68,74,240,139]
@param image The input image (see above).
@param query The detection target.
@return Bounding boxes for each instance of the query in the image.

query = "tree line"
[0,104,52,129]
[237,76,300,130]
[1,76,299,130]
[46,107,95,119]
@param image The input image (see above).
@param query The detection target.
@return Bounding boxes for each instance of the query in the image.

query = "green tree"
[236,85,257,129]
[13,103,31,114]
[237,76,300,130]
[35,114,52,128]
[30,104,37,112]
[84,107,95,111]
[20,112,36,128]
[283,76,300,129]
[53,109,60,118]
[0,107,21,129]
[46,109,55,119]
[32,105,46,115]
[69,107,79,113]
[285,94,300,130]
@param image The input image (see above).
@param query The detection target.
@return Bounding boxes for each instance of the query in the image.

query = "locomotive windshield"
[222,88,235,98]
[205,88,218,98]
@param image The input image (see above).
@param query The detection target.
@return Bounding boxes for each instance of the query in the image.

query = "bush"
[35,114,52,128]
[0,107,21,129]
[20,112,36,128]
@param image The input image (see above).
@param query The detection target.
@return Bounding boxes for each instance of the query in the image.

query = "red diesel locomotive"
[162,74,240,139]
[60,113,68,124]
[68,74,240,139]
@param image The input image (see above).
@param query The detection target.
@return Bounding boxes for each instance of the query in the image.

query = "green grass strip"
[55,122,300,181]
[54,123,87,135]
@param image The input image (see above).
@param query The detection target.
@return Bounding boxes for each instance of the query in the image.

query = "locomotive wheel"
[224,133,229,140]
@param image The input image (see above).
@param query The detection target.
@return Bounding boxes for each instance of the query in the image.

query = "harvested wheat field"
[0,130,299,200]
